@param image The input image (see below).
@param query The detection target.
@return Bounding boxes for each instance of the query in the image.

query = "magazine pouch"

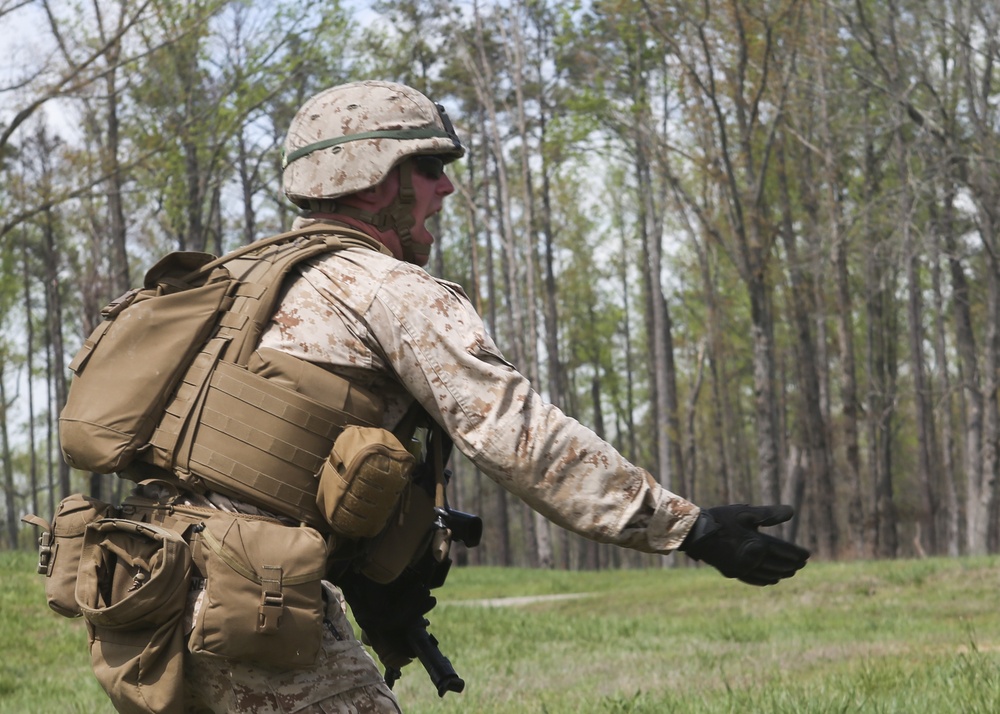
[76,518,191,714]
[22,493,118,618]
[187,512,328,669]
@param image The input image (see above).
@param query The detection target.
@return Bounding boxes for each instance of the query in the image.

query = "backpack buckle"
[36,532,55,576]
[101,288,140,319]
[257,563,284,633]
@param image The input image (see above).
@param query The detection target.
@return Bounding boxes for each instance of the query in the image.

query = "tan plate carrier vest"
[62,224,391,530]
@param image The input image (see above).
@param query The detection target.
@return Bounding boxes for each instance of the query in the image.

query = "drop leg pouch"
[76,518,191,714]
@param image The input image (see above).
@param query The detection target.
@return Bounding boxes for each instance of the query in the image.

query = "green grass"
[2,551,998,713]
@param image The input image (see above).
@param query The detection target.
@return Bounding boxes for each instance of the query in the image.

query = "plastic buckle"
[36,532,55,576]
[101,288,140,318]
[257,591,284,633]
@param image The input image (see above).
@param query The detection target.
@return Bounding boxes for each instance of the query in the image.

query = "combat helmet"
[282,80,464,262]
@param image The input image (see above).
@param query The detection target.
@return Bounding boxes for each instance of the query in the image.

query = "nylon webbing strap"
[218,238,334,366]
[212,226,387,367]
[189,443,319,524]
[183,223,386,284]
[258,564,283,633]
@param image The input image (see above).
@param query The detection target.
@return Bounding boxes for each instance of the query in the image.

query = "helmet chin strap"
[328,161,423,263]
[389,162,423,263]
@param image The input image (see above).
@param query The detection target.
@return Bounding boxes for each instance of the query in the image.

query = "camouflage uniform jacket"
[258,217,699,554]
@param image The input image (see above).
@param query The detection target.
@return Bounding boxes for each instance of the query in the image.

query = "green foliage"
[0,551,106,713]
[126,0,358,252]
[3,552,998,713]
[4,0,1000,572]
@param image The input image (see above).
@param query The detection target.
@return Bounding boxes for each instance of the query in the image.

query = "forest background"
[0,0,998,569]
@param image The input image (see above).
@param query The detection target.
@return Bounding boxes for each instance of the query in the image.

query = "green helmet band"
[282,127,456,170]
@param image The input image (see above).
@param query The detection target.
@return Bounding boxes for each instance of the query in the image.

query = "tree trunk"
[1,358,18,548]
[929,200,960,556]
[748,278,781,505]
[810,0,864,556]
[39,198,71,501]
[617,222,638,468]
[692,230,733,504]
[978,249,1000,553]
[21,237,40,519]
[479,123,512,567]
[509,7,552,569]
[778,147,837,557]
[957,0,1000,556]
[636,131,672,491]
[898,129,940,555]
[834,233,864,555]
[867,238,899,558]
[238,130,257,246]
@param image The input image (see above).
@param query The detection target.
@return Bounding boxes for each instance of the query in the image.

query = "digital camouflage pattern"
[259,216,701,554]
[184,582,400,714]
[282,81,464,206]
[182,212,701,710]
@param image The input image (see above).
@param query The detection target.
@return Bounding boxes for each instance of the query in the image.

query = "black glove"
[362,626,421,670]
[337,568,437,670]
[679,504,810,586]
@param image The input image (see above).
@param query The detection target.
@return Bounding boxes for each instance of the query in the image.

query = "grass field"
[1,549,998,713]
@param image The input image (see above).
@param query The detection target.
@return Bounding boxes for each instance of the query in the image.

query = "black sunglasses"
[413,155,449,180]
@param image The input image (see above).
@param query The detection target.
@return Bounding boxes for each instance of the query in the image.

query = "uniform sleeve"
[365,266,700,555]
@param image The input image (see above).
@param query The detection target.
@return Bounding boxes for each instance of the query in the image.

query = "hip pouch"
[22,493,117,618]
[76,518,192,714]
[188,512,328,670]
[317,425,415,539]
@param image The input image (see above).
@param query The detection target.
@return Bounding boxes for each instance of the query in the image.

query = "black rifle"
[383,504,481,696]
[383,619,465,696]
[375,425,482,697]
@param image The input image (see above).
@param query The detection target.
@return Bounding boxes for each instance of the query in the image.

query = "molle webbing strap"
[147,334,231,473]
[210,225,387,367]
[183,360,369,524]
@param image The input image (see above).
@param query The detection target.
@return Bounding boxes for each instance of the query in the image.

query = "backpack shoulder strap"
[182,223,387,283]
[214,224,387,367]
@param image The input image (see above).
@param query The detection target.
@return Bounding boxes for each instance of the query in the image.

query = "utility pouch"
[22,493,117,618]
[76,518,191,714]
[317,426,415,539]
[187,512,328,669]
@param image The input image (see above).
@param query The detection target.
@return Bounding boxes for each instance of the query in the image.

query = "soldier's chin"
[410,235,435,263]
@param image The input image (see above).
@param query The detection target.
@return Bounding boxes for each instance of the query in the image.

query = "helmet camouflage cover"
[282,80,465,206]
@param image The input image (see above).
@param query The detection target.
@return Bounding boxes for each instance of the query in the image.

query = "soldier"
[183,80,809,713]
